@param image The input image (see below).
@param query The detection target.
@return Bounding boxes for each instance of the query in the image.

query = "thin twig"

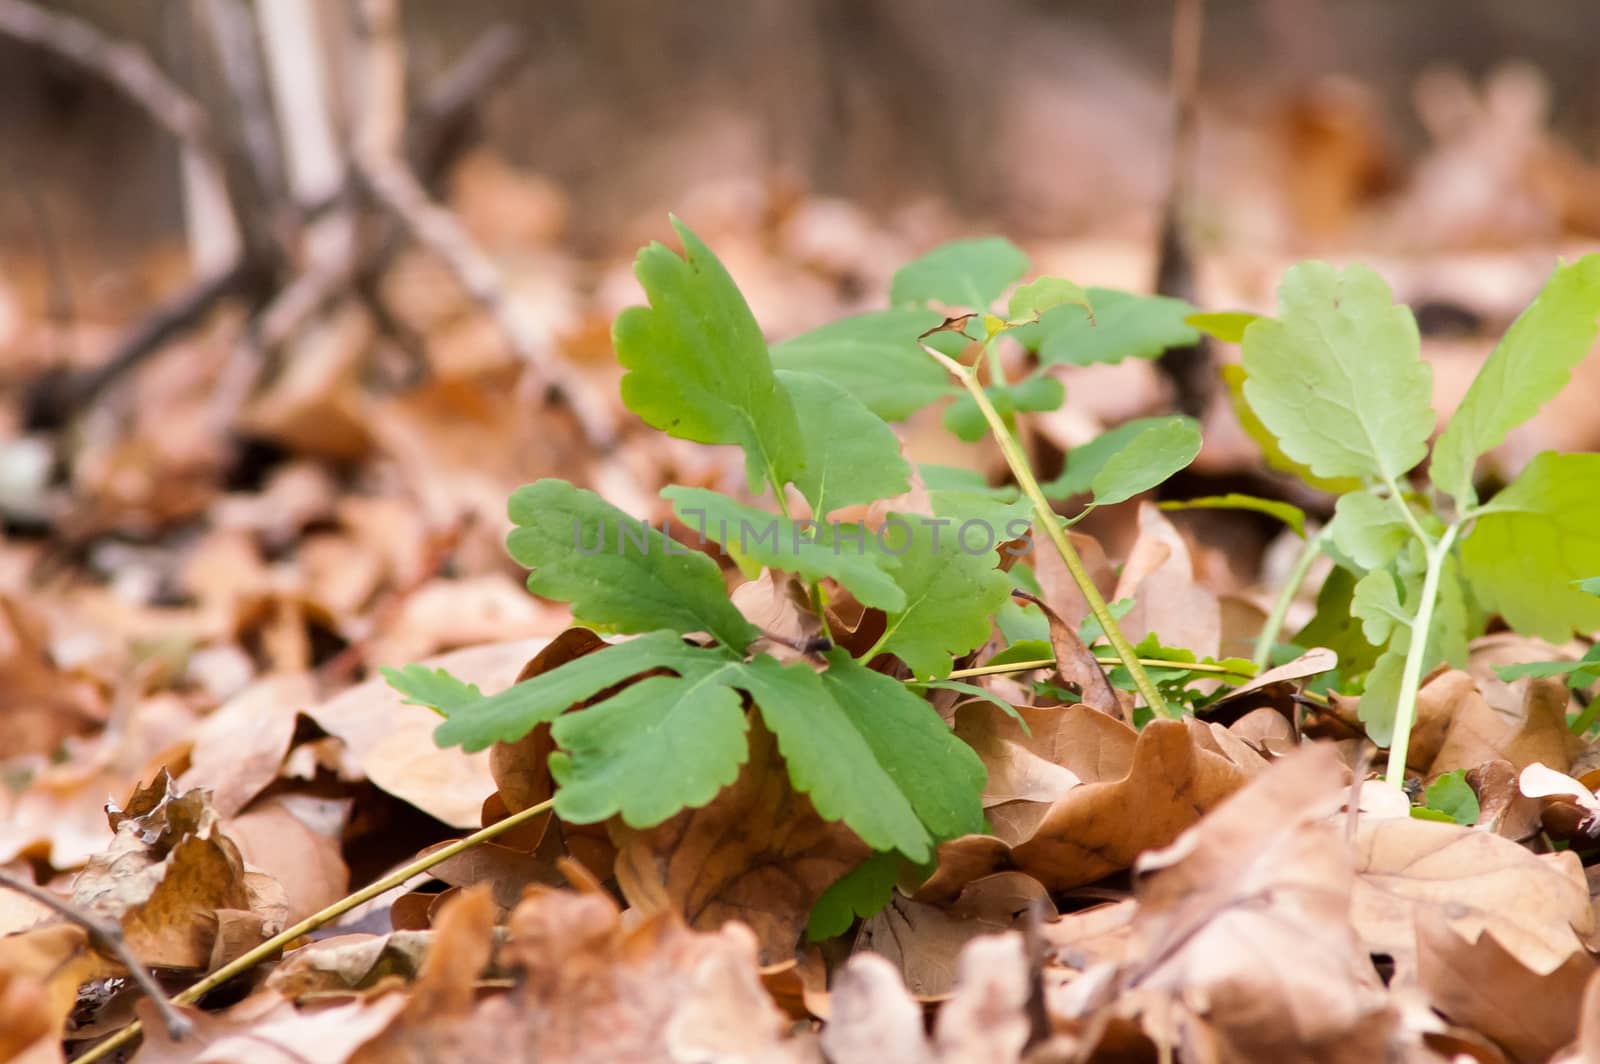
[74,795,558,1064]
[353,0,615,447]
[0,867,191,1041]
[0,0,216,152]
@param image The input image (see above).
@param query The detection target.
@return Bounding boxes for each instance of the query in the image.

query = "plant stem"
[74,796,557,1064]
[946,656,1255,681]
[1383,522,1459,788]
[1252,526,1328,668]
[1571,691,1600,737]
[920,341,1175,718]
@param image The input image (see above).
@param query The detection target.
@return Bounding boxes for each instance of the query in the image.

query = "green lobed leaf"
[1430,255,1600,507]
[738,657,932,860]
[1088,416,1203,506]
[872,514,1014,679]
[920,465,1033,531]
[1351,569,1407,647]
[1007,276,1091,321]
[1578,578,1600,596]
[819,650,986,842]
[426,632,729,752]
[1327,491,1412,571]
[1221,364,1362,494]
[807,853,901,941]
[381,665,483,718]
[1240,262,1434,484]
[506,480,758,651]
[663,486,906,611]
[549,667,750,827]
[1042,417,1200,500]
[1461,452,1600,641]
[890,237,1029,309]
[1360,646,1408,747]
[1418,769,1480,826]
[1293,566,1381,678]
[1493,644,1600,686]
[1158,493,1306,538]
[776,370,911,518]
[1036,288,1200,366]
[614,217,804,495]
[770,309,953,421]
[1185,310,1261,343]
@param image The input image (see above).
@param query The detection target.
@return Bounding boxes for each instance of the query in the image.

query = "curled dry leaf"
[1415,905,1595,1064]
[1011,719,1248,890]
[266,931,433,998]
[1061,744,1398,1063]
[343,883,815,1063]
[177,672,318,819]
[1427,671,1582,777]
[1352,815,1593,977]
[69,771,287,970]
[615,717,870,964]
[1027,590,1119,717]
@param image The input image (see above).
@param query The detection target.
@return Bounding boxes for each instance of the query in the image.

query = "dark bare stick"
[0,867,191,1041]
[1153,0,1212,418]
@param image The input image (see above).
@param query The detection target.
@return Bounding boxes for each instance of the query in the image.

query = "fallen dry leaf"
[1011,719,1248,890]
[69,771,287,970]
[1351,815,1593,976]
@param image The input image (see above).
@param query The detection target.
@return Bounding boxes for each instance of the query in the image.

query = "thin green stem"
[1384,522,1459,788]
[920,341,1175,718]
[74,796,558,1064]
[1252,526,1328,668]
[1383,476,1430,545]
[946,656,1255,681]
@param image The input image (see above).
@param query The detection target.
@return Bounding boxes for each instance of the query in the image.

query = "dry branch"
[354,0,616,447]
[0,867,191,1042]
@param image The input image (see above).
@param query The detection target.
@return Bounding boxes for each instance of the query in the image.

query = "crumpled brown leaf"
[1053,744,1398,1063]
[1351,815,1593,977]
[1011,719,1248,890]
[69,771,287,970]
[345,884,817,1063]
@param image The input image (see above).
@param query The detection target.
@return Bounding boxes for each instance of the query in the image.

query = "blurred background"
[1,0,1599,896]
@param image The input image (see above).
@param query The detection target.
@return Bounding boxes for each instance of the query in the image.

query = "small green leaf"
[739,657,932,860]
[381,665,483,717]
[550,665,750,827]
[1494,659,1589,682]
[770,309,953,421]
[1360,646,1408,747]
[1036,289,1200,366]
[1351,569,1408,647]
[1088,417,1203,506]
[890,237,1029,309]
[872,515,1013,679]
[664,487,906,611]
[1007,277,1090,321]
[1327,491,1412,571]
[984,640,1054,667]
[1578,578,1600,596]
[1293,566,1380,678]
[614,218,804,495]
[1221,364,1362,494]
[1043,417,1200,500]
[1185,310,1261,343]
[1241,262,1434,483]
[807,853,901,941]
[778,370,911,518]
[1158,493,1306,538]
[920,465,1032,531]
[1430,255,1600,507]
[1418,769,1479,825]
[819,650,986,842]
[1079,597,1136,645]
[1460,452,1600,641]
[941,373,1065,442]
[507,480,758,651]
[428,632,727,751]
